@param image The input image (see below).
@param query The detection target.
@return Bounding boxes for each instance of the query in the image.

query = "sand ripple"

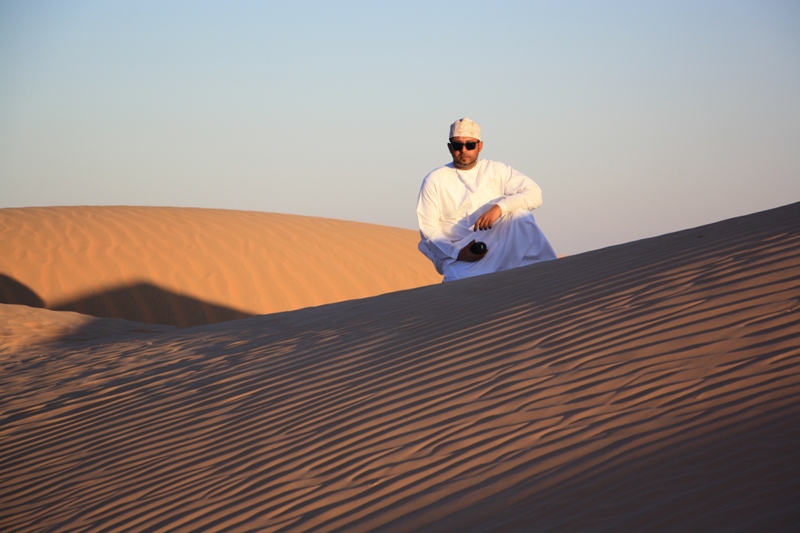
[1,203,799,531]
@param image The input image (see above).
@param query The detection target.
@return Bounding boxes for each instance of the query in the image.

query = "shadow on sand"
[0,274,45,308]
[0,275,250,327]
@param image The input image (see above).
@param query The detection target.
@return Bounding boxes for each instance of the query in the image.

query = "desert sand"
[0,206,441,326]
[1,203,799,531]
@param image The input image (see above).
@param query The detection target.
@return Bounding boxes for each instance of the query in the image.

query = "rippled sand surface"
[1,203,799,531]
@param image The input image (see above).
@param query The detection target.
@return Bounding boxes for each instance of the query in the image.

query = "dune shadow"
[54,283,252,328]
[0,274,45,308]
[0,274,251,328]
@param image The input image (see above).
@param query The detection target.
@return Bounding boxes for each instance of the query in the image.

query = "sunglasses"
[449,141,480,151]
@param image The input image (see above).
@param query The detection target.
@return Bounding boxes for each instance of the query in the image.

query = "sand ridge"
[0,304,174,355]
[1,203,799,531]
[0,206,441,326]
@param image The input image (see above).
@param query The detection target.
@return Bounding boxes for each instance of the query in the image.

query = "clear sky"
[1,0,798,255]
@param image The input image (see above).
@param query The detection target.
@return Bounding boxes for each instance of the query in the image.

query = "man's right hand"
[457,240,488,262]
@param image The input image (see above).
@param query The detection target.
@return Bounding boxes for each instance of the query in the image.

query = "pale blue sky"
[1,0,798,255]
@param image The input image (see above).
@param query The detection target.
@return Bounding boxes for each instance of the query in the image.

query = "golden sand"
[1,203,799,531]
[0,206,441,326]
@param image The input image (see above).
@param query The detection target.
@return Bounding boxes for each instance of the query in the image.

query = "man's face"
[448,137,483,170]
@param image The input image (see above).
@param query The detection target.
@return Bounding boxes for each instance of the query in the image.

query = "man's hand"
[457,240,488,262]
[474,204,502,231]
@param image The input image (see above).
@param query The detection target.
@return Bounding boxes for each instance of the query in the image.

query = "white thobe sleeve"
[494,166,543,215]
[416,180,462,262]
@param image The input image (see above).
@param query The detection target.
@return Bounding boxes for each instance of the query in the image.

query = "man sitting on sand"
[417,117,557,282]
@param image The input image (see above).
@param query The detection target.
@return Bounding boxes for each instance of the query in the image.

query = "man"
[416,117,557,281]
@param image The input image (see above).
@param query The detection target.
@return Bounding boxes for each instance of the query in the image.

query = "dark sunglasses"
[449,141,479,151]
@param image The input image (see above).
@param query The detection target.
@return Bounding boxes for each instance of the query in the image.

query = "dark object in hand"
[470,241,487,255]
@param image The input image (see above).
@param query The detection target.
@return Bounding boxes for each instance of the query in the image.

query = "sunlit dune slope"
[1,202,799,531]
[0,206,441,326]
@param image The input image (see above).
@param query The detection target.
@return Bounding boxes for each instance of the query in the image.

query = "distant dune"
[1,203,799,531]
[0,206,441,326]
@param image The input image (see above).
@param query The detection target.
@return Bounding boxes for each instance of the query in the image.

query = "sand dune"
[0,206,441,326]
[1,202,799,531]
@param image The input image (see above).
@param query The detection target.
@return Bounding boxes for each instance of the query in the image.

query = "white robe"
[416,159,556,282]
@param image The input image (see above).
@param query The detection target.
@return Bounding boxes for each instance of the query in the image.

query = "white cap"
[449,117,481,140]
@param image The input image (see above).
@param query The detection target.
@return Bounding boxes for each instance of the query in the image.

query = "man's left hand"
[474,205,502,231]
